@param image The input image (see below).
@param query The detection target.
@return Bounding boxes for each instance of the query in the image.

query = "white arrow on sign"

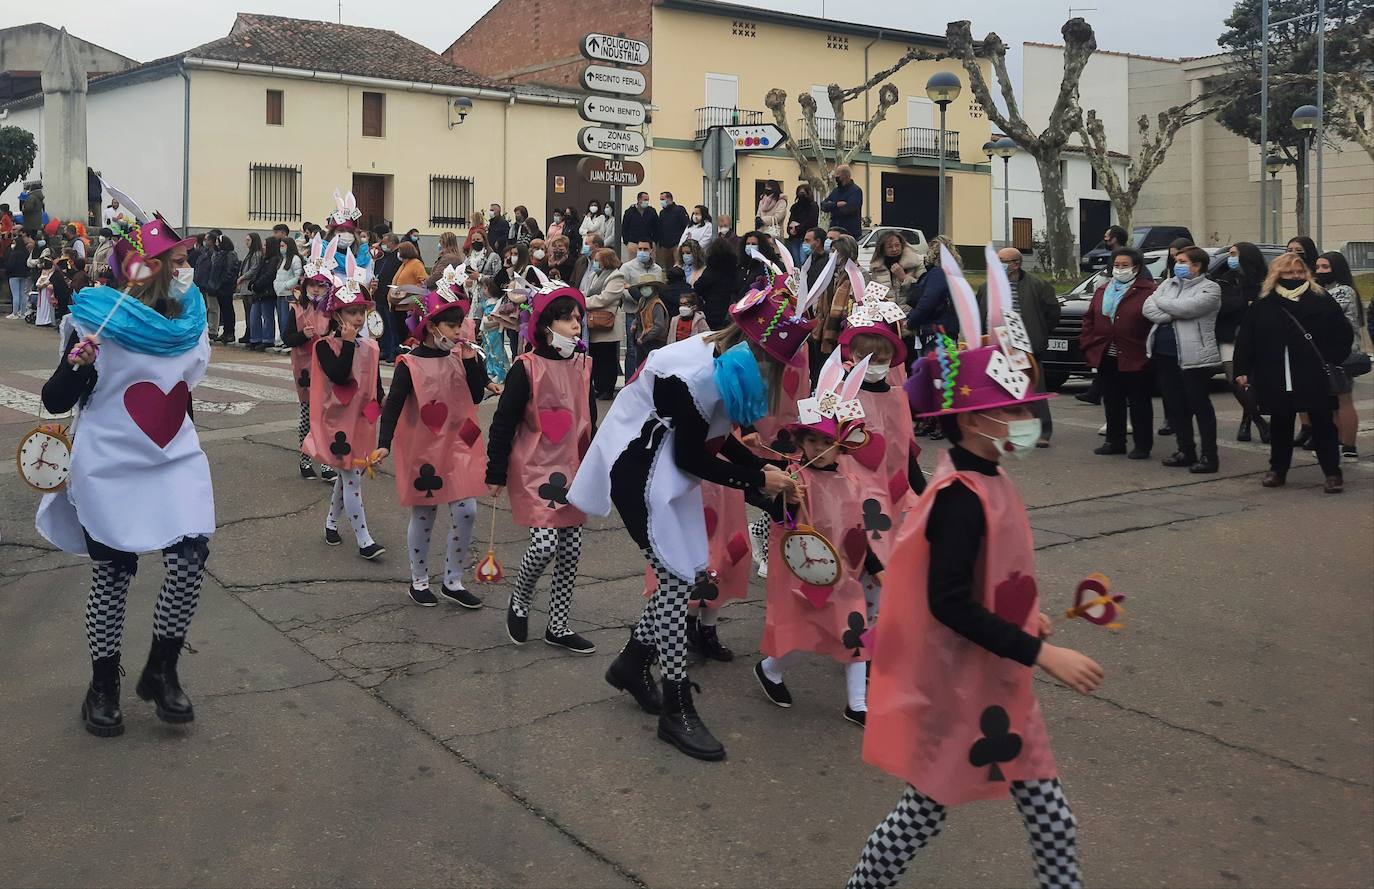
[579,95,646,126]
[580,65,646,97]
[581,33,650,66]
[722,123,790,151]
[578,126,646,157]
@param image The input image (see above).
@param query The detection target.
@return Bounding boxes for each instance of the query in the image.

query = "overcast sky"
[6,0,1238,92]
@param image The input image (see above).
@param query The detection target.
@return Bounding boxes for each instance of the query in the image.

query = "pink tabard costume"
[390,352,486,507]
[844,385,919,564]
[302,336,380,467]
[289,302,330,402]
[506,351,592,528]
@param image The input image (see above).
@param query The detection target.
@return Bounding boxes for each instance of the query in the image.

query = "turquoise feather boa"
[69,284,206,356]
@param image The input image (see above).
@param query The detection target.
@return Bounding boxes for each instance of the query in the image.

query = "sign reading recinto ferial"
[580,65,646,96]
[580,33,650,66]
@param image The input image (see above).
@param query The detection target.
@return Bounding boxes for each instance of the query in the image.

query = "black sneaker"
[1093,443,1126,456]
[320,468,338,483]
[1342,447,1359,463]
[843,707,867,726]
[1127,449,1151,460]
[409,585,438,607]
[299,465,318,480]
[545,628,597,654]
[1161,451,1195,468]
[1075,392,1102,405]
[359,542,386,560]
[754,661,792,708]
[1158,424,1174,436]
[324,527,342,546]
[506,605,528,644]
[438,584,482,609]
[1189,458,1219,474]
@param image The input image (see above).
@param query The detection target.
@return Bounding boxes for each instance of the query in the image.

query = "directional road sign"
[577,126,647,157]
[579,95,647,127]
[723,123,789,151]
[580,65,647,97]
[580,33,650,66]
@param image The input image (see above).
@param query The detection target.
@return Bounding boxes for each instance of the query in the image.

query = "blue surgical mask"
[800,243,812,260]
[1226,255,1240,270]
[823,238,833,253]
[591,260,602,273]
[660,199,669,209]
[682,254,694,267]
[1001,262,1011,272]
[1173,263,1191,279]
[637,250,651,265]
[638,200,649,210]
[581,244,591,256]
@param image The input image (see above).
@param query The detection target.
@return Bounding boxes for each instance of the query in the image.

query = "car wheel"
[1043,370,1070,392]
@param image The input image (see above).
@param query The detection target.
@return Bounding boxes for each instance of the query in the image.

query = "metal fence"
[247,163,302,222]
[897,126,960,161]
[694,106,764,141]
[429,175,476,228]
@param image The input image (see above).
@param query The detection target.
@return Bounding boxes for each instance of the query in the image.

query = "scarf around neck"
[1274,281,1310,301]
[69,283,206,356]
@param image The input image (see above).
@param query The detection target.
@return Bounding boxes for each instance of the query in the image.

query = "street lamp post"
[1292,104,1319,236]
[926,71,961,239]
[994,137,1017,249]
[1264,154,1285,243]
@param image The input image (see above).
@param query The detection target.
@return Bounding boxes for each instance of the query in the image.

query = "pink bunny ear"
[333,188,345,212]
[841,355,871,401]
[310,234,324,263]
[345,192,358,213]
[816,348,845,396]
[776,240,796,275]
[983,242,1009,332]
[322,236,339,268]
[844,260,866,305]
[345,246,357,280]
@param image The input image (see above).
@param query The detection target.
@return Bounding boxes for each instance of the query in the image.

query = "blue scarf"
[69,283,206,356]
[1102,277,1131,321]
[713,341,768,426]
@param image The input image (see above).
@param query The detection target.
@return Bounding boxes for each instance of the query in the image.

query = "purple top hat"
[906,344,1054,418]
[729,274,816,365]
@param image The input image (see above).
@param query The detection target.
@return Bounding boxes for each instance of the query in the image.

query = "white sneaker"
[1097,422,1133,435]
[757,560,769,579]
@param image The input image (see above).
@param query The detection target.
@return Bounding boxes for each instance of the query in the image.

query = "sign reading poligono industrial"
[579,95,647,127]
[579,65,646,96]
[577,157,646,187]
[577,126,647,157]
[579,33,650,67]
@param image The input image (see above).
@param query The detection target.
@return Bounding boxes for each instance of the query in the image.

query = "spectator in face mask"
[463,210,486,251]
[679,205,713,249]
[426,231,465,287]
[621,191,659,260]
[580,199,615,243]
[466,229,501,278]
[547,236,575,282]
[676,238,706,285]
[487,204,510,253]
[621,240,664,372]
[547,209,566,243]
[575,234,605,289]
[621,239,663,287]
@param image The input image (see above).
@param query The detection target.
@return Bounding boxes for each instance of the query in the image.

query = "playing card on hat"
[1002,309,1034,353]
[797,396,823,425]
[994,327,1033,369]
[986,350,1031,399]
[862,281,891,303]
[834,399,865,423]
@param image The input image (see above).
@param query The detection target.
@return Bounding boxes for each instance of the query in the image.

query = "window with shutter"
[362,92,385,137]
[266,90,283,126]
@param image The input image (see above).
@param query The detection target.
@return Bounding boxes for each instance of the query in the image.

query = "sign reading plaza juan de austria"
[580,33,650,66]
[577,157,646,187]
[580,65,646,96]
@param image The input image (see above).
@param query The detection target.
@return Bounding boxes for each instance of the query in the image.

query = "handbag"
[587,309,616,331]
[1277,305,1350,395]
[1343,291,1372,377]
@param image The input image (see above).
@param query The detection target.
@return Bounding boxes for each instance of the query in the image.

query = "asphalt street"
[1,319,1371,888]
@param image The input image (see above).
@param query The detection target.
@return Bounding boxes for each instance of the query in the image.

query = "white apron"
[569,334,733,581]
[36,316,216,555]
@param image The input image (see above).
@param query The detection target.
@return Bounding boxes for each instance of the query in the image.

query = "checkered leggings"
[632,547,695,682]
[297,402,333,474]
[407,498,477,591]
[85,537,209,661]
[750,513,770,562]
[509,527,582,635]
[847,780,1080,889]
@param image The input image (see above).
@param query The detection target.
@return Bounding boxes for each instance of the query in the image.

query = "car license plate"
[1047,338,1069,352]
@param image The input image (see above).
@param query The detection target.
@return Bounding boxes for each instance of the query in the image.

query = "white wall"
[988,151,1125,250]
[1023,44,1130,154]
[0,105,41,215]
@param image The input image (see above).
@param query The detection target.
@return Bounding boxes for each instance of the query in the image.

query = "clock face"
[782,530,841,586]
[18,430,72,491]
[366,310,385,337]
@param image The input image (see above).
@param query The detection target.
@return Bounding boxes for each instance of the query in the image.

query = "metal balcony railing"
[694,106,765,141]
[794,117,868,152]
[897,126,960,161]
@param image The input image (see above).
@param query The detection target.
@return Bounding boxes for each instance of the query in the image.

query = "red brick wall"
[446,0,654,98]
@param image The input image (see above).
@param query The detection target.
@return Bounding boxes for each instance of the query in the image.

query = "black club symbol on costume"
[329,432,351,458]
[968,705,1023,782]
[297,368,310,390]
[537,472,570,508]
[690,573,720,604]
[413,463,444,499]
[841,611,868,657]
[863,498,892,540]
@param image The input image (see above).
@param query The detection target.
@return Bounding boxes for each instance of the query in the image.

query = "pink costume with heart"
[302,336,380,466]
[289,303,330,403]
[761,465,871,664]
[506,352,591,528]
[642,466,753,606]
[36,316,216,555]
[748,353,810,457]
[844,386,920,563]
[863,451,1056,807]
[390,352,486,507]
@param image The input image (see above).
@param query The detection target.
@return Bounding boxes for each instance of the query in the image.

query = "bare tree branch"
[946,22,1032,143]
[841,84,900,166]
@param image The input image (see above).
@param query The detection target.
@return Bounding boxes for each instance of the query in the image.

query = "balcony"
[694,106,765,142]
[794,117,869,153]
[897,126,960,162]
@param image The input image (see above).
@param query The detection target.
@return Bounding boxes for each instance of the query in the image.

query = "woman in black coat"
[1213,241,1269,443]
[1234,253,1353,493]
[693,236,740,330]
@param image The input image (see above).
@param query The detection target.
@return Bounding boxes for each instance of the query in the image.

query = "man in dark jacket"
[192,230,222,292]
[621,192,659,260]
[487,204,511,253]
[975,247,1061,445]
[819,165,863,238]
[372,233,404,361]
[655,190,690,268]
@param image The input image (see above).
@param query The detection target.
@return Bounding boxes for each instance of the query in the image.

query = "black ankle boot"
[1255,415,1271,445]
[695,624,734,662]
[657,677,726,761]
[685,614,702,652]
[81,655,124,737]
[605,637,662,714]
[136,636,195,724]
[1236,417,1252,442]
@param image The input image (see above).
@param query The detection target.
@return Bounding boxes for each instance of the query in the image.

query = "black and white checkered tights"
[750,513,770,562]
[509,527,582,635]
[847,779,1081,889]
[85,537,208,660]
[298,402,333,474]
[632,548,694,682]
[407,498,477,591]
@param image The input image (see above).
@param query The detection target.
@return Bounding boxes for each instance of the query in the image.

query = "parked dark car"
[1080,224,1194,272]
[1042,244,1287,390]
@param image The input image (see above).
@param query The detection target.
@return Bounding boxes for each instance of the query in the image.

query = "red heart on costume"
[783,367,802,396]
[704,507,719,537]
[458,418,482,447]
[852,431,886,471]
[994,571,1038,628]
[333,380,358,406]
[420,401,448,435]
[539,409,573,444]
[726,532,750,565]
[362,401,382,425]
[888,470,909,503]
[842,527,868,569]
[123,381,189,448]
[800,582,833,609]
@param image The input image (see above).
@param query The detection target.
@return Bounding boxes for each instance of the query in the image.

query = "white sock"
[761,650,802,684]
[846,660,868,712]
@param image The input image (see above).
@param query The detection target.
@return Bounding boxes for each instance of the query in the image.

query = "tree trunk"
[1294,145,1309,237]
[1031,151,1075,278]
[1117,204,1134,241]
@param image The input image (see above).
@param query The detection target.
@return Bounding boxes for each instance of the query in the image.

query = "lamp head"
[1290,104,1319,132]
[993,136,1018,159]
[925,71,962,105]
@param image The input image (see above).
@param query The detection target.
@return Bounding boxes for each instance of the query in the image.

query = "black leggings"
[1269,404,1340,476]
[1098,354,1154,452]
[589,340,621,396]
[215,293,236,338]
[1154,355,1217,461]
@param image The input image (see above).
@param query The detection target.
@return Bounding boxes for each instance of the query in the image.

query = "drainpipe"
[862,30,883,227]
[503,93,515,209]
[180,60,191,229]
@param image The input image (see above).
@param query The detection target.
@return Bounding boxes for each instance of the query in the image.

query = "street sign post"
[722,123,789,151]
[580,33,650,66]
[577,157,646,187]
[578,126,646,157]
[701,127,738,241]
[578,95,647,127]
[579,65,646,96]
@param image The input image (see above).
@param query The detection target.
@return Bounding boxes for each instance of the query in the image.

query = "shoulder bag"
[1278,305,1351,395]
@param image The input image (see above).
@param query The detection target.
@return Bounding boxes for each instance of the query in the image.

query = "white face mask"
[589,205,600,215]
[548,328,579,358]
[433,331,458,352]
[976,415,1042,459]
[172,265,195,296]
[1111,267,1136,283]
[533,249,546,260]
[679,306,694,318]
[863,362,890,383]
[336,232,355,247]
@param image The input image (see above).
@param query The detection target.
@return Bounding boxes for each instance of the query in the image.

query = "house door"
[546,155,610,233]
[703,74,740,129]
[1078,198,1112,257]
[880,171,938,242]
[351,174,387,232]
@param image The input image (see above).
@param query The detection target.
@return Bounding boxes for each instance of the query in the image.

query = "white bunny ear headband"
[796,349,870,427]
[329,188,363,226]
[303,234,326,278]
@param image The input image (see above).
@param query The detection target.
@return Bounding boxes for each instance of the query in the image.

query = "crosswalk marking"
[12,371,258,417]
[0,383,72,419]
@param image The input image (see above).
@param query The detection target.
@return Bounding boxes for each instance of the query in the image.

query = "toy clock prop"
[17,423,73,492]
[365,309,385,338]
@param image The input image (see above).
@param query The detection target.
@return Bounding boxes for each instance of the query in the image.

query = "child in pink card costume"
[285,234,339,482]
[485,286,597,655]
[848,253,1106,889]
[302,250,386,560]
[377,267,492,608]
[754,350,883,726]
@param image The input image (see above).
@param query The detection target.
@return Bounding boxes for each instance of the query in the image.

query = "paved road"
[1,320,1371,888]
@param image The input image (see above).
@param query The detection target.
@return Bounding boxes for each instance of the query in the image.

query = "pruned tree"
[0,125,38,196]
[1075,97,1212,236]
[947,19,1095,278]
[1329,73,1374,161]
